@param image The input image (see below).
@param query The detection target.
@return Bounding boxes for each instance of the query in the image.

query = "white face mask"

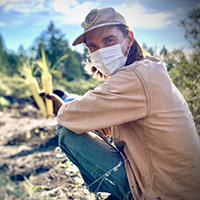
[90,38,130,77]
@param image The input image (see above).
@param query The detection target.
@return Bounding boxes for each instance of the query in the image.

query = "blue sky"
[0,0,199,54]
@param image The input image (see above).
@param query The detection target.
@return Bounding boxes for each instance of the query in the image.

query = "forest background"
[0,7,200,134]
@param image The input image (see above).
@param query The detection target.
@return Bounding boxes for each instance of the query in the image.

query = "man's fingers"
[46,93,58,101]
[39,90,45,97]
[46,94,52,99]
[45,93,65,116]
[46,93,65,105]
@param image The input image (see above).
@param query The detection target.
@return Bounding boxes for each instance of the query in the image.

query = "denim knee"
[58,127,75,148]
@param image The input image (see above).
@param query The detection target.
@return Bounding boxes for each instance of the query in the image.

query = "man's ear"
[127,31,134,48]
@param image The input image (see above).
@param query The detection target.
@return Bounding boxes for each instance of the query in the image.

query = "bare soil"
[0,99,96,200]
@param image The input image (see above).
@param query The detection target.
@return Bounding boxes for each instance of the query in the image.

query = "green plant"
[59,160,69,168]
[0,96,10,107]
[23,175,47,199]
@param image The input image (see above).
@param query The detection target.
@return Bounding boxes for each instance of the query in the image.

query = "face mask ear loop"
[120,37,130,58]
[126,46,131,58]
[120,37,126,48]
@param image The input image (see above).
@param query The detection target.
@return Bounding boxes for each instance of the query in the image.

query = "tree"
[160,45,168,58]
[17,45,27,59]
[81,46,91,79]
[180,7,200,50]
[6,53,20,76]
[168,50,200,134]
[0,35,20,76]
[0,35,8,73]
[168,7,200,134]
[32,21,85,81]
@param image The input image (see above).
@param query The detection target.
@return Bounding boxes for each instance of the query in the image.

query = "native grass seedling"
[18,59,47,118]
[19,50,68,118]
[36,48,68,118]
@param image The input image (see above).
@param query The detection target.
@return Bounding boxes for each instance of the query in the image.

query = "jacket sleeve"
[57,67,147,134]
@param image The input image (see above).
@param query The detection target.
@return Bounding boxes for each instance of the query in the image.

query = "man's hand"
[46,93,65,116]
[31,89,68,116]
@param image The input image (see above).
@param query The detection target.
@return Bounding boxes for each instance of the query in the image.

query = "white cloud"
[1,0,53,13]
[0,22,5,26]
[53,1,177,29]
[115,4,175,29]
[0,0,181,30]
[0,0,7,7]
[53,0,99,24]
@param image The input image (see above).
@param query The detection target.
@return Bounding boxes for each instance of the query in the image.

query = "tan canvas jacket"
[57,56,200,200]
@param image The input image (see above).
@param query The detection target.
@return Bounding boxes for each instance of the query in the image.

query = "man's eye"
[107,39,114,44]
[89,46,95,52]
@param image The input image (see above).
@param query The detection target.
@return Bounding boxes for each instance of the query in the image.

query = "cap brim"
[72,22,124,46]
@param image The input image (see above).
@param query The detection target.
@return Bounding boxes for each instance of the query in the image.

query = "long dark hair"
[85,25,146,79]
[116,25,145,65]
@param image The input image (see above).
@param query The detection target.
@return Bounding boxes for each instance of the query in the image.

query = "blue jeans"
[58,127,131,199]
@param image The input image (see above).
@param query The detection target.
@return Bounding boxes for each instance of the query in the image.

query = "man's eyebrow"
[85,35,116,47]
[86,42,95,48]
[102,35,116,42]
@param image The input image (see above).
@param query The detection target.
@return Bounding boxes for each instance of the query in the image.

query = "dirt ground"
[0,98,100,200]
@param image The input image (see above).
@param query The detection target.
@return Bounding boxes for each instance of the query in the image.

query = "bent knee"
[58,127,83,148]
[58,127,73,146]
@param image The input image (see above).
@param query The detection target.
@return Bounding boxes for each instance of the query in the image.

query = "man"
[48,7,200,200]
